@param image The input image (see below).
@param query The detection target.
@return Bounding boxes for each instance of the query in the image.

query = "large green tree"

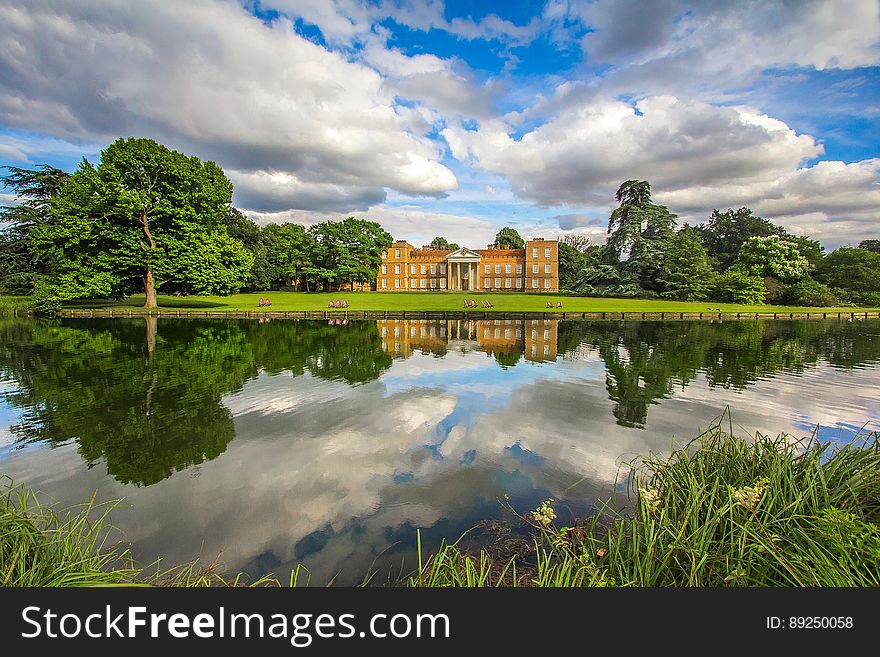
[262,222,314,289]
[658,226,715,301]
[604,180,677,291]
[493,226,525,250]
[33,138,252,311]
[221,208,271,290]
[736,235,810,283]
[306,217,391,291]
[0,165,71,294]
[429,236,459,250]
[558,241,587,291]
[859,239,880,253]
[814,247,880,305]
[695,207,785,271]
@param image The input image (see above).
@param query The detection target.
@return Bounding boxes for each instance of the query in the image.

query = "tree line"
[2,140,879,311]
[0,138,393,311]
[555,180,880,306]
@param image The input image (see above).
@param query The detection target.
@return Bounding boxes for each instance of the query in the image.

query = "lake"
[1,316,879,584]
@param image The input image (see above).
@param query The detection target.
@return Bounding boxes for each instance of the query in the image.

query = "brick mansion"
[377,238,559,292]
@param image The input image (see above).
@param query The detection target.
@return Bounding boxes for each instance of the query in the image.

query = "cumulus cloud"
[568,0,880,94]
[0,0,457,212]
[442,94,880,244]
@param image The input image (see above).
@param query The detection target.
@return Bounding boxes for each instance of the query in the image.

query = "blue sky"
[1,0,879,248]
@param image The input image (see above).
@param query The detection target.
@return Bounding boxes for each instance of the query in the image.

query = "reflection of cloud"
[2,324,879,584]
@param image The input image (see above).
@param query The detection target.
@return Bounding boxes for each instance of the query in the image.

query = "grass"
[0,296,32,315]
[56,291,880,315]
[3,422,879,587]
[408,421,880,587]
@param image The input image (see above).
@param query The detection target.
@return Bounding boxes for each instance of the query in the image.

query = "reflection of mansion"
[377,239,559,292]
[378,319,558,363]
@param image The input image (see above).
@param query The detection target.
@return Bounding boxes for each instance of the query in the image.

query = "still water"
[1,317,879,583]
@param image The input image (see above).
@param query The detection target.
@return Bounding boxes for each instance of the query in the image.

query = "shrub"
[784,277,837,307]
[711,269,766,304]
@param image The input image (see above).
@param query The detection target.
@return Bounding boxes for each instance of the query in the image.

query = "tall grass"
[0,296,32,316]
[410,424,880,587]
[0,478,278,587]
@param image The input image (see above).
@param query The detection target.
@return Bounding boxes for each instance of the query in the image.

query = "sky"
[1,0,878,249]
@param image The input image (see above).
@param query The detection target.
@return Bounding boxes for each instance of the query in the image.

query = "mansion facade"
[377,238,559,292]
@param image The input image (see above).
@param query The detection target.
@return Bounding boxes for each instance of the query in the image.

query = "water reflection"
[1,316,879,583]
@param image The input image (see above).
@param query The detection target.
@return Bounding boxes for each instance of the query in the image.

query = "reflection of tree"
[558,319,880,428]
[0,318,392,485]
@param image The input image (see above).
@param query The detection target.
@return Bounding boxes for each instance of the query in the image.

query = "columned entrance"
[445,249,482,292]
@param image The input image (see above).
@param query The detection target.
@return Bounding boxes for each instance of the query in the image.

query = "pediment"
[445,248,482,261]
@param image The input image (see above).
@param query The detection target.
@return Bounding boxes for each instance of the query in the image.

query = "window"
[430,265,436,275]
[430,279,437,288]
[545,247,551,258]
[494,278,501,288]
[532,247,538,258]
[532,264,539,274]
[382,251,387,259]
[421,265,427,274]
[394,278,400,288]
[395,249,401,258]
[394,264,401,274]
[505,278,511,288]
[484,264,490,273]
[515,278,522,288]
[381,264,387,274]
[494,264,501,274]
[381,279,387,288]
[516,264,522,274]
[505,264,511,274]
[544,278,551,288]
[440,264,446,274]
[411,265,417,274]
[421,278,427,288]
[544,344,550,356]
[440,279,447,289]
[544,263,551,273]
[532,279,539,288]
[484,277,491,288]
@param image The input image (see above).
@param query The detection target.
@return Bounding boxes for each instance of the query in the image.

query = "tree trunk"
[144,267,157,308]
[145,315,157,356]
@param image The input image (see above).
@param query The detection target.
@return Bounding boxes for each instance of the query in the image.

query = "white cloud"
[0,0,458,213]
[442,94,880,245]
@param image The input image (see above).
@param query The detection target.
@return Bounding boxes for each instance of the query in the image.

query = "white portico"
[445,248,482,292]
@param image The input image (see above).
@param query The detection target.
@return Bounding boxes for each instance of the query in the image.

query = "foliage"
[784,277,837,307]
[0,165,71,294]
[711,269,766,304]
[560,233,593,253]
[762,277,787,304]
[604,180,677,291]
[571,263,648,297]
[557,241,587,291]
[657,226,715,301]
[262,222,314,289]
[736,235,810,282]
[33,138,252,310]
[858,239,880,253]
[493,226,524,250]
[814,247,880,305]
[695,207,785,271]
[429,236,459,250]
[306,217,392,291]
[221,208,271,289]
[409,424,880,587]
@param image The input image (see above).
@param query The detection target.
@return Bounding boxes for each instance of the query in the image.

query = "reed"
[410,423,880,587]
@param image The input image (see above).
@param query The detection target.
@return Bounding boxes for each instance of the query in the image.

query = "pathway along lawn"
[60,292,880,315]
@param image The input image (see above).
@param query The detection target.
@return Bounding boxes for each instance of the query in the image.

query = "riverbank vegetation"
[3,424,878,587]
[4,141,880,313]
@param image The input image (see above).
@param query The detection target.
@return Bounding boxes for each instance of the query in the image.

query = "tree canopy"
[0,165,71,294]
[32,138,252,311]
[430,236,459,250]
[493,226,525,250]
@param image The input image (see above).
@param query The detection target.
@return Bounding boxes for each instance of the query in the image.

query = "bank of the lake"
[52,291,880,317]
[3,424,878,587]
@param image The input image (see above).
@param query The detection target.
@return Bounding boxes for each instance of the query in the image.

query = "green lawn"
[59,292,880,314]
